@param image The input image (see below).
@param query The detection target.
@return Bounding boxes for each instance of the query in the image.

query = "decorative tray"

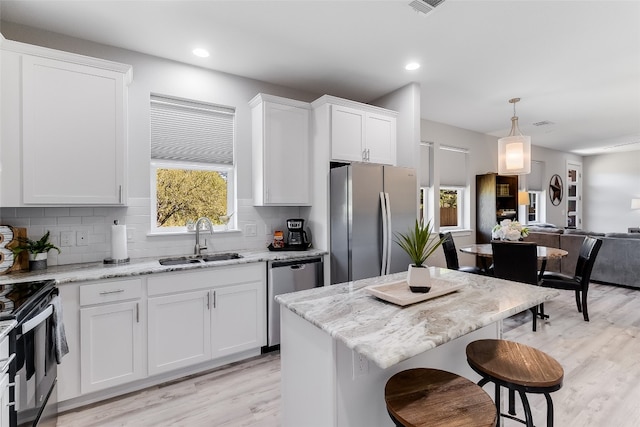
[365,278,465,306]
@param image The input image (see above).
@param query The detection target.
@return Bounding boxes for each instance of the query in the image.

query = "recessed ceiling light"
[192,48,210,58]
[405,62,420,71]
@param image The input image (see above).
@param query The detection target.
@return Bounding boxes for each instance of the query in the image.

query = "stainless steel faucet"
[194,217,214,255]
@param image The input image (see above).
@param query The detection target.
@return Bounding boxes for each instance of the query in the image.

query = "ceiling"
[1,0,639,155]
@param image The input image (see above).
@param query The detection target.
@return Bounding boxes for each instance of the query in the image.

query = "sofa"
[524,226,640,289]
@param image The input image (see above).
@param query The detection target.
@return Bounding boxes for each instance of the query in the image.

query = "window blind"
[439,145,468,187]
[528,160,544,191]
[150,94,235,165]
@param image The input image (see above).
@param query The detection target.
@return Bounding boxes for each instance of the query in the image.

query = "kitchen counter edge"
[0,249,327,285]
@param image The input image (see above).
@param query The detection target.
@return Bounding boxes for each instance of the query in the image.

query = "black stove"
[0,280,57,322]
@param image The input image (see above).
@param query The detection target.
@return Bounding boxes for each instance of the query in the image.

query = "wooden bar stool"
[466,339,564,427]
[384,368,497,427]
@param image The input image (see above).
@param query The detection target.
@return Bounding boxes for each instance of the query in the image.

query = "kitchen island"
[276,267,559,427]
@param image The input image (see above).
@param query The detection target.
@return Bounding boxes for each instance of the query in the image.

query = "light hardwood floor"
[58,283,640,426]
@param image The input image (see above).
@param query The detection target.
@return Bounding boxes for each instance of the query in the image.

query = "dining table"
[459,242,568,278]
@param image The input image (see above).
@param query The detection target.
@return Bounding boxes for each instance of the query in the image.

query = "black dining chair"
[439,232,484,275]
[540,236,602,321]
[491,241,540,331]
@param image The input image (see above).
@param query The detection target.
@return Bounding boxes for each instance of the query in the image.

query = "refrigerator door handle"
[384,192,393,274]
[380,191,389,276]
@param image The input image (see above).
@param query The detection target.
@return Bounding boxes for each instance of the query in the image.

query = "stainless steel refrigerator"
[330,163,418,284]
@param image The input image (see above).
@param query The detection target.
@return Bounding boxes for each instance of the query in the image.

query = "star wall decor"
[549,174,563,206]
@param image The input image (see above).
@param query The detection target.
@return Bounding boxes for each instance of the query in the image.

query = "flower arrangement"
[492,219,529,241]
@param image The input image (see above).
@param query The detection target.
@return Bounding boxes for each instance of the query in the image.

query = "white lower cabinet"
[0,372,8,427]
[0,333,10,427]
[79,279,144,394]
[147,290,212,376]
[147,264,266,376]
[64,263,266,406]
[211,281,265,358]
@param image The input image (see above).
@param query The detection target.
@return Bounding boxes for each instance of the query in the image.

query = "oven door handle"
[20,305,53,334]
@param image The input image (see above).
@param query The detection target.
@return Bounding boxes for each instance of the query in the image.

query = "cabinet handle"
[206,292,210,310]
[119,185,123,204]
[136,303,139,323]
[99,289,125,295]
[213,291,216,309]
[362,149,367,161]
[367,148,371,161]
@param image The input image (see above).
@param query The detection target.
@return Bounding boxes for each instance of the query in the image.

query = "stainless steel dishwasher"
[267,257,323,347]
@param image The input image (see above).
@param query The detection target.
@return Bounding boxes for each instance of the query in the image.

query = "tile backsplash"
[0,198,301,266]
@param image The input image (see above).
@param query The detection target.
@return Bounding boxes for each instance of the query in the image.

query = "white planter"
[407,264,431,293]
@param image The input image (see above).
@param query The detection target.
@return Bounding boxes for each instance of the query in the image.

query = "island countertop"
[276,267,559,369]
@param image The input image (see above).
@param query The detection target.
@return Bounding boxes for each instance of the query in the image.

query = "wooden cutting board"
[0,226,29,274]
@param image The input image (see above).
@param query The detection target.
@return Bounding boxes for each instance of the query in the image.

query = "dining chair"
[540,236,602,321]
[439,232,484,275]
[491,241,540,331]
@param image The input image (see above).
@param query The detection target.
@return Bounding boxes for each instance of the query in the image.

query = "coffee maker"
[286,218,308,248]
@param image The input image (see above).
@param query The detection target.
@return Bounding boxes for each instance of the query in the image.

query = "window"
[439,187,464,229]
[150,95,236,233]
[438,145,468,231]
[527,191,544,223]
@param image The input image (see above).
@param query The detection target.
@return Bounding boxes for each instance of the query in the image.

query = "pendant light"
[498,98,531,175]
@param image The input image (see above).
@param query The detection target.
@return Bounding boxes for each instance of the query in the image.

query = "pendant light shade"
[498,98,531,175]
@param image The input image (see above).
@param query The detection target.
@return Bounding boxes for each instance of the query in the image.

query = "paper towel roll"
[111,224,128,260]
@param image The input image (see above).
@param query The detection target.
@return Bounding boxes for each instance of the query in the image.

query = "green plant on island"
[394,219,446,267]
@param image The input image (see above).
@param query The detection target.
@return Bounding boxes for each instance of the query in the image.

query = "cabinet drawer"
[80,278,142,306]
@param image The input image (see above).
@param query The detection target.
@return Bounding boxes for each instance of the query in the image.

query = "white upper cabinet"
[316,95,397,165]
[0,38,132,206]
[250,93,311,206]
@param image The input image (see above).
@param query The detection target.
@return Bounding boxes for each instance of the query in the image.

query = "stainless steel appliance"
[330,163,418,284]
[286,219,308,248]
[267,257,323,347]
[0,280,59,427]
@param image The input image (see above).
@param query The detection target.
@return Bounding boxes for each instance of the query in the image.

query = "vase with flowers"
[492,219,529,241]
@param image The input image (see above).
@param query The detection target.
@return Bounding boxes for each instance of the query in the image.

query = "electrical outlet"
[127,227,135,242]
[76,231,89,246]
[60,231,74,247]
[352,351,369,379]
[245,223,257,237]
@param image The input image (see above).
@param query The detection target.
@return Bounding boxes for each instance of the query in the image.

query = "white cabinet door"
[330,104,365,162]
[80,300,144,394]
[251,94,311,206]
[21,55,127,204]
[0,371,8,427]
[365,112,396,165]
[211,281,266,359]
[147,290,211,376]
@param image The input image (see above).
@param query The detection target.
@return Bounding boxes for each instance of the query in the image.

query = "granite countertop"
[0,248,326,285]
[276,267,559,369]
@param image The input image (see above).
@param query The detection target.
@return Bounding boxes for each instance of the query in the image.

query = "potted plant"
[11,231,61,271]
[395,219,446,293]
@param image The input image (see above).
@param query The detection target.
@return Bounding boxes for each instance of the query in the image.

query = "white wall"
[420,119,497,267]
[373,82,421,171]
[527,145,583,228]
[0,22,322,264]
[583,151,640,232]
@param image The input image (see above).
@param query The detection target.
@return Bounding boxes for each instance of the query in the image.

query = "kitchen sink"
[201,253,242,262]
[158,253,242,266]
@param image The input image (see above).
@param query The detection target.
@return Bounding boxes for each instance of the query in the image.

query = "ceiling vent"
[532,120,555,127]
[409,0,446,15]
